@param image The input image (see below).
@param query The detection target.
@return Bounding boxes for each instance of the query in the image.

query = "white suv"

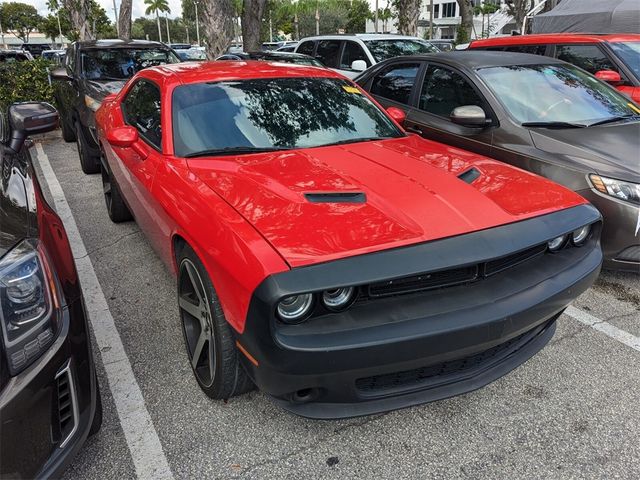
[294,34,439,78]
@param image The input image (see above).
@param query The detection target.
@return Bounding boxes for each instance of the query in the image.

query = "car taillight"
[0,240,60,375]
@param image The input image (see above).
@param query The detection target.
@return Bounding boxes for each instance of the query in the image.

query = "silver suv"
[294,34,438,78]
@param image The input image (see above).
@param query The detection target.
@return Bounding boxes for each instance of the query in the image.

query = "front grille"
[55,361,78,448]
[366,243,548,298]
[356,328,532,394]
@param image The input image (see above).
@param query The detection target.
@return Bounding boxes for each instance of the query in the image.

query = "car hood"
[85,79,127,102]
[188,136,586,267]
[529,122,640,183]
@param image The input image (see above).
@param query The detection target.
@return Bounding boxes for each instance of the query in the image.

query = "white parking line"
[565,305,640,352]
[34,144,174,480]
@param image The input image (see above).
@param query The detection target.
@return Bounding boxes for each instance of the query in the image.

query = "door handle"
[406,126,423,135]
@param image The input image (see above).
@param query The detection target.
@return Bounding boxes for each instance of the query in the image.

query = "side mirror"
[5,102,58,153]
[595,70,622,85]
[49,66,72,81]
[107,126,139,148]
[351,60,367,72]
[450,105,488,127]
[386,106,406,125]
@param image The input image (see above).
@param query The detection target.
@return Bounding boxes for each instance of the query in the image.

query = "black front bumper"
[236,204,603,419]
[0,298,97,479]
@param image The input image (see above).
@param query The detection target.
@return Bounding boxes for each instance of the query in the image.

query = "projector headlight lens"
[571,225,591,245]
[322,287,355,311]
[277,294,313,323]
[547,234,567,252]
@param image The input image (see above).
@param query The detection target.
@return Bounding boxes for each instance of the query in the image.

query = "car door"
[404,63,494,157]
[55,45,78,128]
[366,61,423,112]
[338,41,372,77]
[314,40,347,77]
[113,79,166,253]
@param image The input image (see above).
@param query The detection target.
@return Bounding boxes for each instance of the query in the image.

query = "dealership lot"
[32,133,640,479]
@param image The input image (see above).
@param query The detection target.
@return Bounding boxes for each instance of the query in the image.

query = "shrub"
[0,58,56,110]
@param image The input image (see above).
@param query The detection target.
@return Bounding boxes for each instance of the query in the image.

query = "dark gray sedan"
[356,51,640,271]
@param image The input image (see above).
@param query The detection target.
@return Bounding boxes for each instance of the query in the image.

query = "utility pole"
[374,0,379,33]
[112,0,119,37]
[194,0,201,46]
[269,9,273,42]
[429,0,434,39]
[315,0,319,35]
[165,15,171,44]
[0,14,5,50]
[185,25,189,44]
[57,11,63,47]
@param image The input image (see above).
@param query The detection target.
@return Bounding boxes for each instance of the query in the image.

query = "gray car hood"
[530,121,640,183]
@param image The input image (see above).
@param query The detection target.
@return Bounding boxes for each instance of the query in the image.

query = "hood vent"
[458,167,480,184]
[304,192,366,204]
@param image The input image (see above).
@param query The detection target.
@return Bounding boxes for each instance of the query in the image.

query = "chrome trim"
[55,359,79,449]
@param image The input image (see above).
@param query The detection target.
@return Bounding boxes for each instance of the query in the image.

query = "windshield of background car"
[609,41,640,79]
[363,39,438,62]
[477,64,639,125]
[81,48,180,80]
[172,77,403,157]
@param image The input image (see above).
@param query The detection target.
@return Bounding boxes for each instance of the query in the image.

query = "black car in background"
[50,39,180,174]
[0,102,101,478]
[0,49,33,62]
[356,51,640,271]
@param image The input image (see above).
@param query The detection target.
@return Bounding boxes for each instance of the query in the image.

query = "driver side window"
[122,80,162,150]
[419,65,484,118]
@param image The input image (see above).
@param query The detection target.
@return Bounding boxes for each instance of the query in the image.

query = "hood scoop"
[304,192,367,204]
[458,167,481,184]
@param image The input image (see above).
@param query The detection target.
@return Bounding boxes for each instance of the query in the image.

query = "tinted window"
[555,44,617,75]
[505,45,547,55]
[419,65,484,117]
[609,41,640,79]
[171,77,402,157]
[315,40,342,68]
[364,39,438,63]
[477,64,638,124]
[341,41,370,69]
[297,41,315,56]
[370,62,420,105]
[122,81,162,149]
[81,48,180,80]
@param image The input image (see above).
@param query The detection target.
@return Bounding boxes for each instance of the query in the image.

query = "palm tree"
[144,0,170,42]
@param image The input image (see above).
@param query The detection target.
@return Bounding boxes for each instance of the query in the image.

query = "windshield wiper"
[588,115,640,127]
[184,146,289,158]
[321,136,396,147]
[521,121,587,129]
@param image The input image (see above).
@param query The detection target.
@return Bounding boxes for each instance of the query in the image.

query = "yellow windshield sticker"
[343,86,361,94]
[628,103,640,114]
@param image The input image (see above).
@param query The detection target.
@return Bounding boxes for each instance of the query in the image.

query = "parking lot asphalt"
[33,132,640,479]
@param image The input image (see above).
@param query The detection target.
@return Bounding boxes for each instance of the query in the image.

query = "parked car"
[42,49,66,64]
[176,48,207,61]
[294,34,439,78]
[355,51,640,270]
[50,39,181,174]
[0,102,101,477]
[430,39,455,52]
[0,49,33,62]
[468,34,640,102]
[276,42,298,52]
[168,43,192,50]
[21,43,51,58]
[216,50,325,67]
[95,61,601,418]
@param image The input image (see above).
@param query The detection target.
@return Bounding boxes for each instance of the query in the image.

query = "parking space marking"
[566,305,640,352]
[35,144,174,480]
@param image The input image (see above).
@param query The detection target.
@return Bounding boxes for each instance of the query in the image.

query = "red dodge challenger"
[95,61,602,418]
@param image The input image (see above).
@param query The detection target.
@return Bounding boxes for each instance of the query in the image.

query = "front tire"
[177,245,254,400]
[60,116,76,142]
[101,160,132,223]
[75,121,100,174]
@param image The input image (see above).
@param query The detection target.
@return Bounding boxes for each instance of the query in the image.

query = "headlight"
[322,287,355,311]
[277,294,314,323]
[590,174,640,206]
[0,240,59,375]
[84,95,102,112]
[571,225,591,245]
[547,234,567,252]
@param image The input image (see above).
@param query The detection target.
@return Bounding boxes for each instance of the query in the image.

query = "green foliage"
[144,0,171,16]
[346,0,371,33]
[0,2,43,43]
[42,0,113,41]
[0,59,55,111]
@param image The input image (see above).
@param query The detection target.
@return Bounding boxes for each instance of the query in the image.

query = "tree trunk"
[242,0,267,52]
[396,0,421,36]
[201,0,235,58]
[156,12,162,42]
[61,0,94,40]
[456,0,473,43]
[118,0,132,39]
[507,0,531,32]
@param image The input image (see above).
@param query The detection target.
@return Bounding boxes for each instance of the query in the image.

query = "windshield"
[172,77,403,157]
[610,41,640,79]
[364,39,438,62]
[81,48,180,80]
[477,64,639,126]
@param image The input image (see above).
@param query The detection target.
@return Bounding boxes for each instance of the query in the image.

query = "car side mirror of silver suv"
[351,60,367,72]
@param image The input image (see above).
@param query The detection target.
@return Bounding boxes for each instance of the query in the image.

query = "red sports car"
[95,61,602,418]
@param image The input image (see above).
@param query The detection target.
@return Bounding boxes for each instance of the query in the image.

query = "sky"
[30,0,379,23]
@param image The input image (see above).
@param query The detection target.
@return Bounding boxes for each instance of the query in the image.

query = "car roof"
[470,33,640,47]
[75,39,169,49]
[146,60,341,85]
[299,34,427,41]
[380,51,567,69]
